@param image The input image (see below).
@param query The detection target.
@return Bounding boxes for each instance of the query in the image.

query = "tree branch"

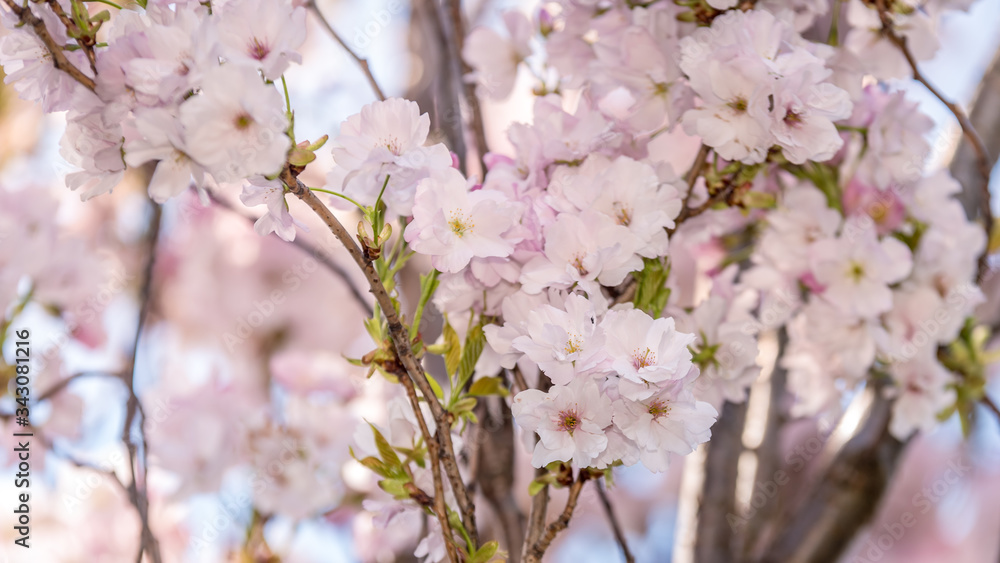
[742,328,789,558]
[474,396,525,562]
[396,365,461,563]
[520,377,553,562]
[876,0,994,274]
[1,0,97,92]
[305,0,387,101]
[757,382,906,563]
[694,400,748,562]
[36,370,120,404]
[596,479,636,563]
[283,173,478,549]
[951,48,1000,224]
[122,197,163,563]
[443,0,489,178]
[525,470,591,563]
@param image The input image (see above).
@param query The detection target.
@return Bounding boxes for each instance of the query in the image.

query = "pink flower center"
[647,399,671,420]
[448,210,474,237]
[556,409,580,435]
[613,201,632,226]
[564,334,583,355]
[632,347,656,371]
[247,37,271,61]
[233,112,254,130]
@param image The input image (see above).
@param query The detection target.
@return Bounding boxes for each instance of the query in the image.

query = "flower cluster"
[1,0,995,559]
[1,0,302,232]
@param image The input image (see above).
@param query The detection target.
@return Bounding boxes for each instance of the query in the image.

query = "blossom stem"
[84,0,123,9]
[280,75,292,118]
[308,186,365,210]
[284,171,479,550]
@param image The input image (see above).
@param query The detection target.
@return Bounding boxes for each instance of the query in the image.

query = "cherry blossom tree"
[2,0,1000,562]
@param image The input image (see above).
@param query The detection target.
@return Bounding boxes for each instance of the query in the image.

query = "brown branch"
[525,471,591,563]
[683,144,711,208]
[305,0,386,102]
[122,197,163,563]
[283,173,478,548]
[876,1,994,275]
[36,370,120,403]
[757,381,906,563]
[44,0,97,76]
[1,0,97,92]
[983,394,1000,422]
[595,480,635,563]
[742,327,789,558]
[509,366,529,394]
[520,376,553,562]
[475,396,525,562]
[397,367,461,563]
[443,0,489,178]
[694,400,748,562]
[205,189,374,316]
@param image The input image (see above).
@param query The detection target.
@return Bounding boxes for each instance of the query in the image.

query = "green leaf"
[378,477,409,500]
[410,270,440,341]
[741,190,776,209]
[426,374,445,401]
[443,321,461,377]
[470,540,500,563]
[528,479,548,497]
[288,146,317,167]
[468,376,509,397]
[456,324,486,391]
[451,396,478,416]
[369,423,401,470]
[304,134,329,151]
[633,257,671,316]
[357,456,391,478]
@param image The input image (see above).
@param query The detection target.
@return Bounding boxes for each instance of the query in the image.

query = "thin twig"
[121,199,163,563]
[36,370,120,403]
[509,366,529,395]
[1,0,97,91]
[205,189,374,316]
[876,0,994,275]
[444,0,489,177]
[44,0,98,75]
[396,367,461,563]
[520,377,553,562]
[983,395,1000,421]
[526,471,591,563]
[306,0,387,101]
[595,480,635,563]
[283,170,479,549]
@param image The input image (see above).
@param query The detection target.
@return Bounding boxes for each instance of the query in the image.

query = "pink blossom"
[405,167,521,273]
